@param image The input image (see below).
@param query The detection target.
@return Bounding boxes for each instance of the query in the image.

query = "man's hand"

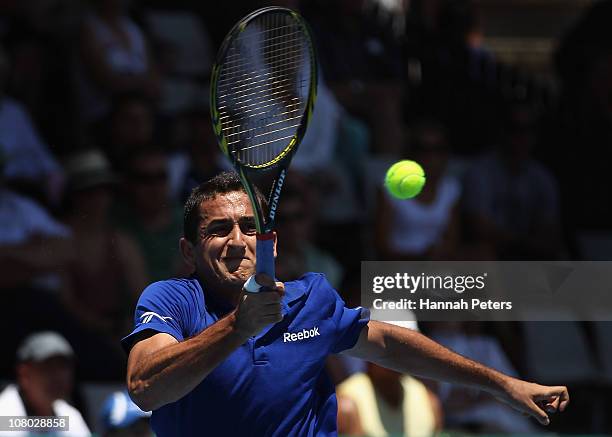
[494,377,569,426]
[234,273,285,338]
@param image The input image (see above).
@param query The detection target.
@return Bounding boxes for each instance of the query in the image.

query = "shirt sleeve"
[121,280,197,352]
[308,274,370,354]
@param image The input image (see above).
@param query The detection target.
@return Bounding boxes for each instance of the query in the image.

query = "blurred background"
[1,0,611,435]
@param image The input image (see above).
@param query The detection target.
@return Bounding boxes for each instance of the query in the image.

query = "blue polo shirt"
[122,273,370,437]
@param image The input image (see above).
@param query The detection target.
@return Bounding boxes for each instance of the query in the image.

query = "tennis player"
[123,172,568,437]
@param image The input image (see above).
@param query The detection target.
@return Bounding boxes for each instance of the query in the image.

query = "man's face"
[193,191,258,297]
[19,356,74,401]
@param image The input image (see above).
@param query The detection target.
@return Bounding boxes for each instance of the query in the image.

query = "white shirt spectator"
[386,175,461,254]
[0,384,91,437]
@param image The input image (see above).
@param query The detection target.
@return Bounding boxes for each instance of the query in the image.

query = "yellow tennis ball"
[384,160,426,199]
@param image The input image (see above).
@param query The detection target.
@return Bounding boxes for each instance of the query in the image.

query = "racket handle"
[256,233,275,278]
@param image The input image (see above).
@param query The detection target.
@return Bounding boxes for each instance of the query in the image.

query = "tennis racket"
[210,7,317,280]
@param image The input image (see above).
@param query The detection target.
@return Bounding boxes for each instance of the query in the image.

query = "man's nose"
[227,223,246,246]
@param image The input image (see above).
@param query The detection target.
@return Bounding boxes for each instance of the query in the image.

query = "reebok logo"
[283,326,320,342]
[139,311,173,324]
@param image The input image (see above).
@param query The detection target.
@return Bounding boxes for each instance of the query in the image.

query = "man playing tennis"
[123,172,569,437]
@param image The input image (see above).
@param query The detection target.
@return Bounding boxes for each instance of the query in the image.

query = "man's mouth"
[221,256,252,270]
[222,256,249,262]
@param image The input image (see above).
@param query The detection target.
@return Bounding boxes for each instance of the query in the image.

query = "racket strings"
[215,11,312,167]
[220,98,301,127]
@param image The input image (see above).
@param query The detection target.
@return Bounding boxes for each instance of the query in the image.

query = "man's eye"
[205,224,232,237]
[240,222,257,235]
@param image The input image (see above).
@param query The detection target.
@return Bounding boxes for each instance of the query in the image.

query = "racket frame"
[210,7,318,277]
[210,6,317,234]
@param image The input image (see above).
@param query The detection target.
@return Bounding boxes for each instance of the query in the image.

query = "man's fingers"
[542,396,560,413]
[274,281,285,297]
[262,303,282,315]
[535,386,570,412]
[261,313,283,324]
[527,400,550,426]
[254,273,276,288]
[243,291,281,305]
[248,274,285,297]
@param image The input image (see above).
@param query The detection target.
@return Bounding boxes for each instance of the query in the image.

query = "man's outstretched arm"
[345,320,569,426]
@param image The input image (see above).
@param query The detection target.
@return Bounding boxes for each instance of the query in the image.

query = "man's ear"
[179,237,196,272]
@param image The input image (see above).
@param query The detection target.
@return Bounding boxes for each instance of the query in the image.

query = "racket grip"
[256,233,275,278]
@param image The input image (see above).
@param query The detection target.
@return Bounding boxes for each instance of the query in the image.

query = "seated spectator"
[376,120,461,260]
[95,92,157,166]
[303,0,404,154]
[0,148,72,290]
[0,46,64,206]
[167,107,227,203]
[0,147,75,378]
[275,171,343,288]
[100,391,152,437]
[337,321,442,437]
[404,0,501,155]
[0,332,91,437]
[143,7,213,115]
[427,322,537,433]
[463,103,564,259]
[4,0,83,155]
[77,0,160,124]
[62,149,148,339]
[292,74,368,243]
[113,146,188,281]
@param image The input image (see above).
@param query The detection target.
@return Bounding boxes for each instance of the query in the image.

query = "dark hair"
[183,171,267,243]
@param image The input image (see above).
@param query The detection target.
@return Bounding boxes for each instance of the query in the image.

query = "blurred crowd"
[1,0,612,434]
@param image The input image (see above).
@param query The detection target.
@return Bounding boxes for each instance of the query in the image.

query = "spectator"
[303,0,404,154]
[0,147,72,290]
[113,146,188,281]
[62,149,148,339]
[3,0,83,153]
[0,332,91,437]
[0,46,64,206]
[376,120,461,260]
[464,103,563,259]
[100,391,152,437]
[143,6,213,115]
[97,92,156,166]
[275,171,344,288]
[0,146,74,378]
[167,107,227,203]
[77,0,160,124]
[336,321,443,437]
